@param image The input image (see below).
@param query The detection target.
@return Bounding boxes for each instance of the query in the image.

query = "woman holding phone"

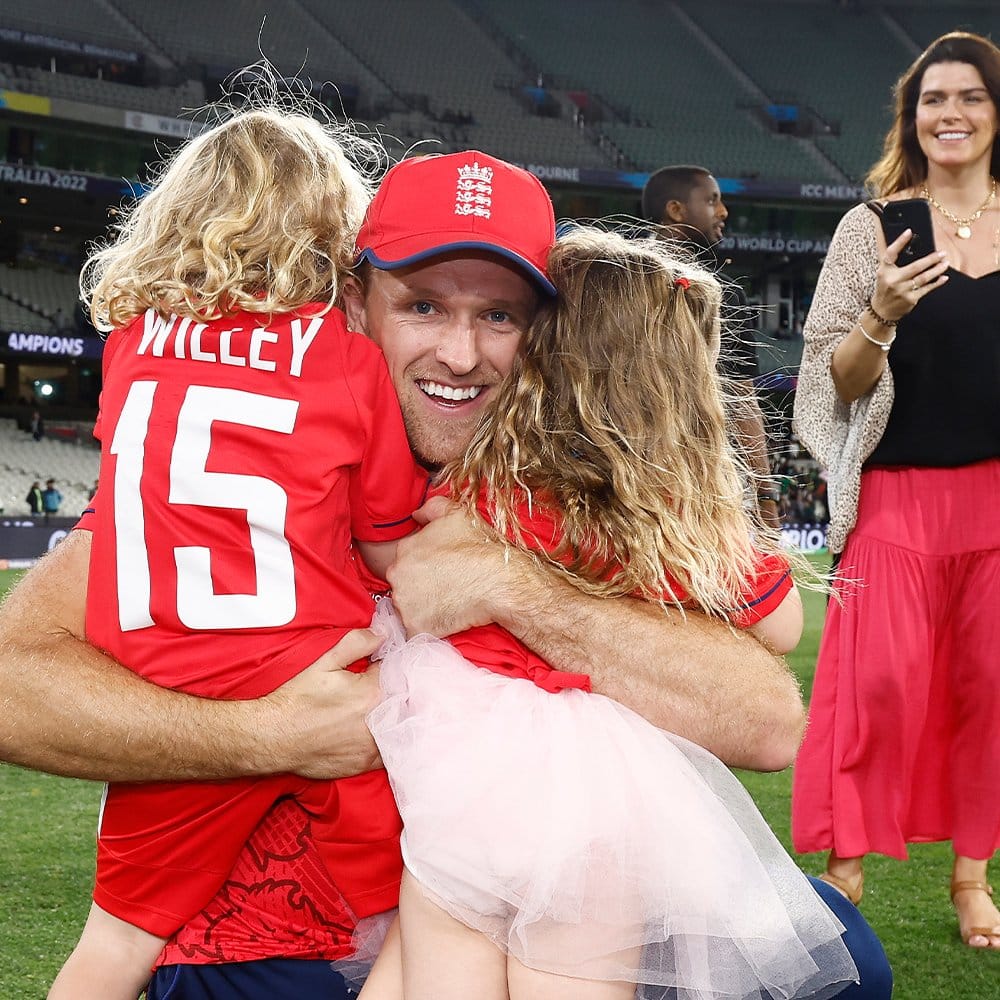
[792,30,1000,950]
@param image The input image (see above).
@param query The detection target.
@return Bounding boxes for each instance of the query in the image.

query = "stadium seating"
[888,3,1000,50]
[676,0,913,182]
[298,0,609,167]
[0,64,205,119]
[480,0,840,179]
[5,0,1000,185]
[4,0,145,54]
[0,265,79,323]
[0,296,48,335]
[110,0,394,115]
[0,419,99,519]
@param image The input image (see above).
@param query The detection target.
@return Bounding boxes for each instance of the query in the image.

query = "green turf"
[1,564,997,997]
[0,768,101,997]
[0,568,100,997]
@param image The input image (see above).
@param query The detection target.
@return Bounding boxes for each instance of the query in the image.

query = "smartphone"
[880,198,936,264]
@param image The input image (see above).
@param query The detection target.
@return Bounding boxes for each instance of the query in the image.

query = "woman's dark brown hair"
[867,31,1000,196]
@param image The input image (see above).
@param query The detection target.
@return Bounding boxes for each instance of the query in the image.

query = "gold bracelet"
[857,316,896,352]
[867,302,897,327]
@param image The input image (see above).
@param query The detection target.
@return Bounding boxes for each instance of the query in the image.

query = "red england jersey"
[157,796,358,966]
[86,305,428,698]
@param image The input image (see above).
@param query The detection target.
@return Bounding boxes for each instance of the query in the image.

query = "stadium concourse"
[1,0,998,544]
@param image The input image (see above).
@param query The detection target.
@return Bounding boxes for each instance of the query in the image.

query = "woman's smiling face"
[916,61,998,172]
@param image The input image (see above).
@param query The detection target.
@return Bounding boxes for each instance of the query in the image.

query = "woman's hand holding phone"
[872,229,950,324]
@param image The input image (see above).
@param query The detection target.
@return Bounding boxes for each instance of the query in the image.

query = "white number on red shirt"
[109,382,299,632]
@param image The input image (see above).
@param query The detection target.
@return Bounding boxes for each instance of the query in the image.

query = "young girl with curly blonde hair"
[49,103,428,999]
[354,228,859,1000]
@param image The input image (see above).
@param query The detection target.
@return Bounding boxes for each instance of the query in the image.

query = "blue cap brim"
[357,242,557,296]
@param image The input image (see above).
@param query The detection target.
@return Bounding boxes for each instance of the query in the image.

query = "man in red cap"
[146,153,885,999]
[2,152,848,999]
[344,151,556,475]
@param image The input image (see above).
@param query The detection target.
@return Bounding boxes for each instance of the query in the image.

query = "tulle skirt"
[364,601,858,999]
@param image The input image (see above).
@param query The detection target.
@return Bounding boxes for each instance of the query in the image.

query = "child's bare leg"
[507,954,637,1000]
[357,915,403,1000]
[398,868,509,1000]
[49,902,165,1000]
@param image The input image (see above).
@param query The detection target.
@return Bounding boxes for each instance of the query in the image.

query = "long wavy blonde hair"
[82,102,381,331]
[448,226,771,620]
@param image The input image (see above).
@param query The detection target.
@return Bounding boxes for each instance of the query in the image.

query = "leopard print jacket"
[792,203,894,554]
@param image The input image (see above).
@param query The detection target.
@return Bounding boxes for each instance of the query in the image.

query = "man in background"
[41,478,62,521]
[642,165,781,530]
[26,480,43,516]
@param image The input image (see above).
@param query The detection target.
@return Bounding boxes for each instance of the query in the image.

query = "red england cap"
[355,150,557,295]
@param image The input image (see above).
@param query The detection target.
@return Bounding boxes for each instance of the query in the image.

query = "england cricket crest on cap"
[455,161,493,218]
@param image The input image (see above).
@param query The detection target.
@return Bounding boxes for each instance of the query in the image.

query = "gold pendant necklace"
[921,178,997,239]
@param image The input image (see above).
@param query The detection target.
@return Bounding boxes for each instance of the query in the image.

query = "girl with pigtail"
[354,227,859,1000]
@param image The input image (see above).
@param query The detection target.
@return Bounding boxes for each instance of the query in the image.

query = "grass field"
[1,563,997,997]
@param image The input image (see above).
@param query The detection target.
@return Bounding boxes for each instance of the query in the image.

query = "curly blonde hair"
[82,103,381,332]
[448,226,772,621]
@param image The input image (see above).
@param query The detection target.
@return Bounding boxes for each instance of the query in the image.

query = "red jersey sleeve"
[92,327,125,452]
[728,552,793,628]
[76,494,98,532]
[342,332,429,543]
[473,489,791,630]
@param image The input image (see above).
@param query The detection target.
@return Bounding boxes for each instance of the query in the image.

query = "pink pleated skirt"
[792,459,1000,860]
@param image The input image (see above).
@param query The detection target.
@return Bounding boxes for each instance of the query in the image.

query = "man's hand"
[264,629,383,779]
[386,497,512,636]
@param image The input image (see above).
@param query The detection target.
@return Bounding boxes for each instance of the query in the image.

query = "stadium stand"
[0,64,205,119]
[297,0,610,167]
[5,0,999,189]
[0,265,78,327]
[110,0,395,117]
[888,3,1000,51]
[0,295,49,336]
[677,1,912,182]
[0,418,98,518]
[474,0,840,179]
[3,0,146,55]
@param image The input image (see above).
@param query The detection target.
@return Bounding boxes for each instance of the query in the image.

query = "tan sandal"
[818,870,864,906]
[950,880,999,947]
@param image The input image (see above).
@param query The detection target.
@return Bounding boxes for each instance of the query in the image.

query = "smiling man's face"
[674,174,728,245]
[343,251,540,470]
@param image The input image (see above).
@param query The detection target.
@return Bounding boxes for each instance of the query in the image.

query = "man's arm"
[731,381,782,533]
[718,281,780,532]
[0,530,382,782]
[386,502,805,773]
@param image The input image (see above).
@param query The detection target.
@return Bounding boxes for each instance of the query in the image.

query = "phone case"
[880,199,936,264]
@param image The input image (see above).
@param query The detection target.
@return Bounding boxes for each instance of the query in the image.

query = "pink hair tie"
[674,277,691,290]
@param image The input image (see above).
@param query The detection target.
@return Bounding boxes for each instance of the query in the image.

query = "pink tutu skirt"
[363,601,857,999]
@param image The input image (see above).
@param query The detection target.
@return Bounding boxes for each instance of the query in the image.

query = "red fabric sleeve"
[728,552,793,628]
[343,333,429,543]
[472,489,792,629]
[75,502,97,531]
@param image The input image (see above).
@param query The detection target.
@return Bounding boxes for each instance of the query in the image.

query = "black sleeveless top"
[866,267,1000,468]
